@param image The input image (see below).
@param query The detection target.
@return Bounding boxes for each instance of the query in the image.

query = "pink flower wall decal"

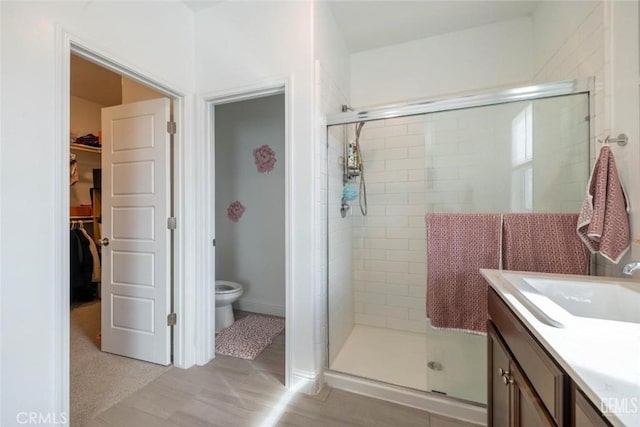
[253,144,277,173]
[227,201,245,222]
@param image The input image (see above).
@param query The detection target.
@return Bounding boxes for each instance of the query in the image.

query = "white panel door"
[101,98,171,365]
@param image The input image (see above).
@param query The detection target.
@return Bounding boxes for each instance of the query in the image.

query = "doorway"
[206,87,290,386]
[68,52,176,424]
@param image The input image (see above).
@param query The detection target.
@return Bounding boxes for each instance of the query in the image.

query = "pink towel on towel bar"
[577,146,630,263]
[426,213,501,334]
[503,213,590,274]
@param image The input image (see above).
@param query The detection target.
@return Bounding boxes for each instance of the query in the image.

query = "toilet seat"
[215,280,242,294]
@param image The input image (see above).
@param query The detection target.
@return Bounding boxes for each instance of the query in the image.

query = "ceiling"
[327,1,538,52]
[71,54,122,106]
[183,0,538,53]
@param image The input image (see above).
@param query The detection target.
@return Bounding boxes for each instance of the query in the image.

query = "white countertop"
[481,269,640,427]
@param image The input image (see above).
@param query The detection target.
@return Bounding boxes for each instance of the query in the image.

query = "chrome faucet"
[622,262,640,276]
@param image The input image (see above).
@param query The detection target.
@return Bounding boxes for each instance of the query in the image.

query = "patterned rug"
[215,314,285,360]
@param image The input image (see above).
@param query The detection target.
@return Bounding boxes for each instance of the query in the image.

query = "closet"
[69,141,101,302]
[69,54,116,303]
[69,54,165,302]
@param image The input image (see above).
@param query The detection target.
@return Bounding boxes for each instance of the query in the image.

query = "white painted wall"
[195,0,319,389]
[350,16,534,107]
[0,1,194,423]
[215,94,285,317]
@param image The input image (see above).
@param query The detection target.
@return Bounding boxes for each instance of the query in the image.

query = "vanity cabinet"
[489,287,566,425]
[488,322,555,426]
[488,288,613,426]
[485,271,620,427]
[573,385,611,427]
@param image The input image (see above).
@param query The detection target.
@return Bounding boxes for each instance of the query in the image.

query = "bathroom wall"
[351,116,428,334]
[215,94,285,317]
[532,2,606,143]
[423,96,589,215]
[319,58,353,365]
[196,1,320,385]
[326,119,353,365]
[350,16,534,107]
[315,0,352,367]
[1,1,195,420]
[532,1,640,273]
[532,1,599,76]
[424,107,511,213]
[531,94,590,213]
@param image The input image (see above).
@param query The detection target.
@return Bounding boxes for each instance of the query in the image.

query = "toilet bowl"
[215,280,244,332]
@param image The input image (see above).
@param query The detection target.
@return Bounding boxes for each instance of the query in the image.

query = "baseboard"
[323,371,487,425]
[235,299,285,317]
[290,369,322,395]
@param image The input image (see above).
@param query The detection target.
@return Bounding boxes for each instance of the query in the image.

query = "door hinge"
[167,217,177,230]
[167,121,176,135]
[167,313,177,326]
[212,238,216,247]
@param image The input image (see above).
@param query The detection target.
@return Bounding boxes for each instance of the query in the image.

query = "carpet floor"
[70,301,170,426]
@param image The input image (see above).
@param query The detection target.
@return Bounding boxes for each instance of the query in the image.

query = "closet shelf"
[70,215,94,221]
[70,143,101,154]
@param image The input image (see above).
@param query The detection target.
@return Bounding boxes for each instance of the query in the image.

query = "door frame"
[200,80,292,387]
[54,28,195,418]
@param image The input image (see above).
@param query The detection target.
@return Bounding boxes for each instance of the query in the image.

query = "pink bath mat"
[215,314,285,360]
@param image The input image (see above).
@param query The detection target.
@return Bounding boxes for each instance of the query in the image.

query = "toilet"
[215,280,244,332]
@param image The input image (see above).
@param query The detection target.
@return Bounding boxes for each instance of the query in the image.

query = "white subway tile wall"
[533,2,605,153]
[351,116,428,334]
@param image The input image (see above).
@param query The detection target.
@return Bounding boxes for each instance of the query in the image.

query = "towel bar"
[598,133,628,146]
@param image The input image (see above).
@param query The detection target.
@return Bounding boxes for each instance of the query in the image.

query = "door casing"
[54,28,196,419]
[201,81,292,388]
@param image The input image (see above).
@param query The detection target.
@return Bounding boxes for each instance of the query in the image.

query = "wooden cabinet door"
[510,361,555,427]
[574,386,612,427]
[488,323,510,427]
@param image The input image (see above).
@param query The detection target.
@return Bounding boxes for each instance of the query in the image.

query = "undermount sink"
[501,273,640,328]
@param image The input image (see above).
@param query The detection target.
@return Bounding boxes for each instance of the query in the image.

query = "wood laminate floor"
[85,325,480,427]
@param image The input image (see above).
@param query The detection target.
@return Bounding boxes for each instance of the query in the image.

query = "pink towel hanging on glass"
[503,213,590,275]
[426,213,502,334]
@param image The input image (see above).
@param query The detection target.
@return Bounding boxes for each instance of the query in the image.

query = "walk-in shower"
[325,80,592,414]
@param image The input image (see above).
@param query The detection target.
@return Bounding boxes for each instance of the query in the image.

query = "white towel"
[577,146,630,263]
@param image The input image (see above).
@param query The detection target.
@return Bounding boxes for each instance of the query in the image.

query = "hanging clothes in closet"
[70,224,98,302]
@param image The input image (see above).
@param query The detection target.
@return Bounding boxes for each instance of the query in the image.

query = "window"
[511,104,533,211]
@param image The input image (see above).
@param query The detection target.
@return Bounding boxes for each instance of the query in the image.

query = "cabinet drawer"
[489,288,567,425]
